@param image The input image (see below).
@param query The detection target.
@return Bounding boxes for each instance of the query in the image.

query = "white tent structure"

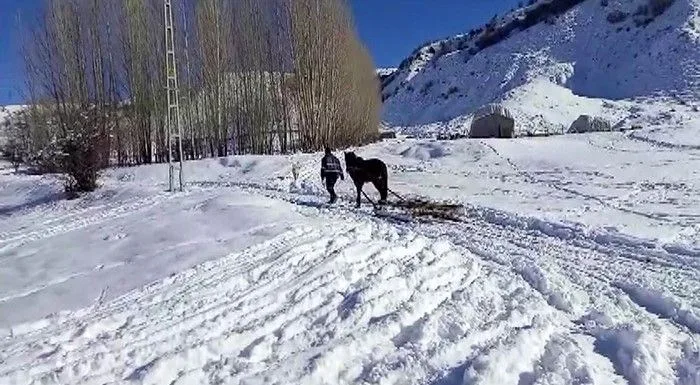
[568,115,612,134]
[469,104,515,138]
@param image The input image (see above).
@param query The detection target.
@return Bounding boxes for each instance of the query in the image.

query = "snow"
[0,165,310,327]
[377,68,398,77]
[1,119,699,383]
[1,0,700,382]
[616,282,700,333]
[399,142,448,161]
[381,0,700,136]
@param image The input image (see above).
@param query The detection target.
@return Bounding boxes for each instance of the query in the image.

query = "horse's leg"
[380,166,389,203]
[355,183,362,208]
[380,178,388,202]
[372,179,388,204]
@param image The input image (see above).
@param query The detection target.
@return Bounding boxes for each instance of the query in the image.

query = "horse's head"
[344,151,357,164]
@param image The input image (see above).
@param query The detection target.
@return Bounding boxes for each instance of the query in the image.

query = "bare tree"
[14,0,380,182]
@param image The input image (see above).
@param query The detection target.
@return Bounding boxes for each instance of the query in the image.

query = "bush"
[3,141,23,172]
[544,14,558,24]
[649,0,674,17]
[420,80,435,95]
[601,0,609,6]
[60,132,102,196]
[607,10,628,23]
[634,4,649,16]
[54,107,107,197]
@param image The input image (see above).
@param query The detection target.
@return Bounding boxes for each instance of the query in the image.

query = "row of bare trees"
[8,0,380,191]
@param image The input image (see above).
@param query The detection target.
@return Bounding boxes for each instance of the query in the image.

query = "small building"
[379,130,397,140]
[469,104,515,138]
[568,115,612,133]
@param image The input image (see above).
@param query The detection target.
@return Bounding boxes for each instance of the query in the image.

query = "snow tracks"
[1,185,699,384]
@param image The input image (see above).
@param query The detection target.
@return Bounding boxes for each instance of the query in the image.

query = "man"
[320,147,344,204]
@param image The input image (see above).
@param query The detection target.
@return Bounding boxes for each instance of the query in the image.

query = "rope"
[360,189,378,208]
[387,188,406,202]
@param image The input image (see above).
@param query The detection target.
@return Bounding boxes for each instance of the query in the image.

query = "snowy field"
[1,124,700,384]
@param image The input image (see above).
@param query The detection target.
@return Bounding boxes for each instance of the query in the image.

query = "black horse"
[344,151,388,208]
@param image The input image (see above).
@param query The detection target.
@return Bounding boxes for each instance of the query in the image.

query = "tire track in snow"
[0,191,183,254]
[1,221,488,385]
[228,182,699,384]
[2,182,698,384]
[190,185,616,380]
[481,141,687,226]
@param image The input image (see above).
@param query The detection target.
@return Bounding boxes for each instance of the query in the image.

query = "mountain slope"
[381,0,700,134]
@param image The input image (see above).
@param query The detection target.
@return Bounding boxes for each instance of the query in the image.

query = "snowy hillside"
[377,67,398,84]
[1,121,700,383]
[381,0,700,135]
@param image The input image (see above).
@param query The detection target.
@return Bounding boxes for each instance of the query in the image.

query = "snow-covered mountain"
[376,67,398,83]
[381,0,700,135]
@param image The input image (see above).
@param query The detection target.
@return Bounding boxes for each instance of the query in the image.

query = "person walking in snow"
[321,147,344,204]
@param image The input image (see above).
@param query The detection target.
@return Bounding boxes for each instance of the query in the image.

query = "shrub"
[420,80,435,95]
[59,115,106,196]
[634,4,649,16]
[606,10,628,23]
[3,140,23,172]
[649,0,674,17]
[601,0,609,6]
[60,143,100,195]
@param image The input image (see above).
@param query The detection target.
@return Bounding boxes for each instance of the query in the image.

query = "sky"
[0,0,521,105]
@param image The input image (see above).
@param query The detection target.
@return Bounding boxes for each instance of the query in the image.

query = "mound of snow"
[616,282,700,333]
[288,179,324,195]
[399,142,448,161]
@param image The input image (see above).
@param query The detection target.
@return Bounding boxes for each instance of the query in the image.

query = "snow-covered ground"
[0,167,310,327]
[3,0,699,382]
[1,120,699,384]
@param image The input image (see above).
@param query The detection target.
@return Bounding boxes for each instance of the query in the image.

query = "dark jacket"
[321,154,344,179]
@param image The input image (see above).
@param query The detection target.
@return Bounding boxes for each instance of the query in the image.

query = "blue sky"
[0,0,520,105]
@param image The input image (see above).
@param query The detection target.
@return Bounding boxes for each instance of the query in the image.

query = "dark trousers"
[325,175,338,203]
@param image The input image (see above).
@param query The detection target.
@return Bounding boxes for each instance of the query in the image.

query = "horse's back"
[365,158,387,177]
[365,158,386,169]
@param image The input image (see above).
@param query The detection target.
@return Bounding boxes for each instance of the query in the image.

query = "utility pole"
[164,0,184,191]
